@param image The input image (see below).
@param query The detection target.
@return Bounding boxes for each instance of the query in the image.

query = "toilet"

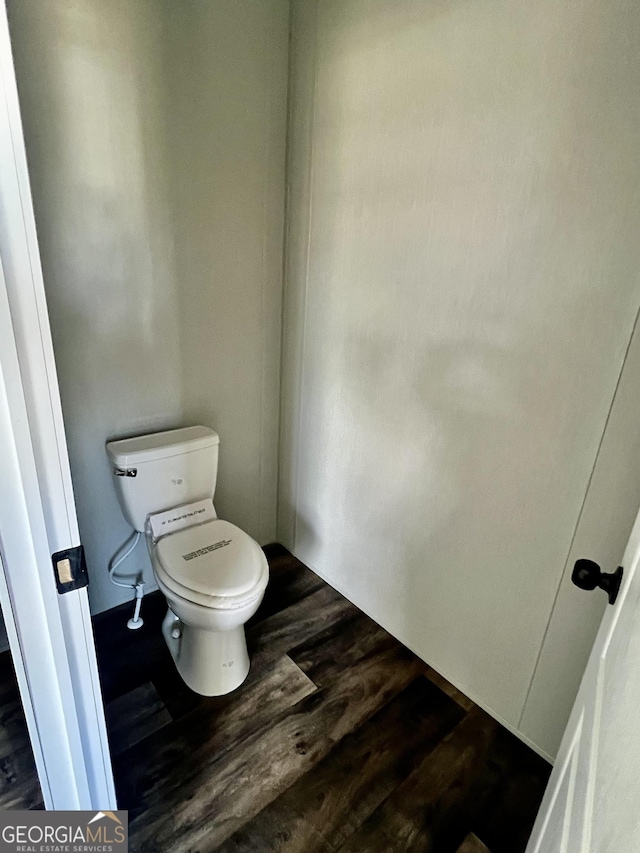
[106,426,269,696]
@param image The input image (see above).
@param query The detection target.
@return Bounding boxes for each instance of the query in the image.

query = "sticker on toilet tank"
[148,498,216,540]
[182,539,232,561]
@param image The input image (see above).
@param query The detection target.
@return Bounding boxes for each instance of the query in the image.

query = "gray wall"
[279,0,640,756]
[7,0,289,614]
[164,1,288,546]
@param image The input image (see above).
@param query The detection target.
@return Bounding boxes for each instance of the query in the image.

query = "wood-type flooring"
[0,544,551,852]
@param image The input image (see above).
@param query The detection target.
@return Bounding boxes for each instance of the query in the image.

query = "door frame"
[0,1,115,809]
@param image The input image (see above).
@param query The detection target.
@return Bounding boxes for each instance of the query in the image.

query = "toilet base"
[161,609,250,696]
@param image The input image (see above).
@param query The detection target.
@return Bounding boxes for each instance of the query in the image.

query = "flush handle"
[571,559,623,605]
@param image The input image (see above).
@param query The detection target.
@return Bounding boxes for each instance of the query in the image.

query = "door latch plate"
[52,545,89,594]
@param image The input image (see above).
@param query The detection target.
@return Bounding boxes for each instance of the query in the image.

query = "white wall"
[280,0,640,755]
[520,314,640,756]
[163,0,288,546]
[7,0,288,614]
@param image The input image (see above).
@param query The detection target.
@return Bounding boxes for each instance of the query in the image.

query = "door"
[0,0,116,809]
[527,504,640,851]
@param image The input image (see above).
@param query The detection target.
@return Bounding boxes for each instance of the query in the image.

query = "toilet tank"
[106,426,219,532]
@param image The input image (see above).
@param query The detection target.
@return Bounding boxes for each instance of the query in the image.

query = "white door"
[0,0,116,809]
[527,504,640,851]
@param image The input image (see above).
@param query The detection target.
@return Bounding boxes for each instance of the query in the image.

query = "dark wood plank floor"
[0,652,42,811]
[0,545,551,852]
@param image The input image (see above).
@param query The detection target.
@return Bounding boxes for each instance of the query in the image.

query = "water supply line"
[108,530,145,630]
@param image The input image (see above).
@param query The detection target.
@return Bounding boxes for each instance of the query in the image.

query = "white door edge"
[0,0,116,810]
[0,270,91,809]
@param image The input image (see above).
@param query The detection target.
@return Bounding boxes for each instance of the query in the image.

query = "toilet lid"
[155,519,266,598]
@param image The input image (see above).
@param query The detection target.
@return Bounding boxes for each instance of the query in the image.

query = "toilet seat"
[153,519,268,610]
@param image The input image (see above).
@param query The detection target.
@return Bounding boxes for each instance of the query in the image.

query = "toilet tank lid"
[106,426,219,467]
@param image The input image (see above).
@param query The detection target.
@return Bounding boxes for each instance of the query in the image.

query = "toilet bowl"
[105,425,269,697]
[149,514,269,695]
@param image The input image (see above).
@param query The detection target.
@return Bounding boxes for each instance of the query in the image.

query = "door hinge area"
[52,545,89,594]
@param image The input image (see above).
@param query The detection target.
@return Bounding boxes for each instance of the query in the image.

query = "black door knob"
[571,559,623,605]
